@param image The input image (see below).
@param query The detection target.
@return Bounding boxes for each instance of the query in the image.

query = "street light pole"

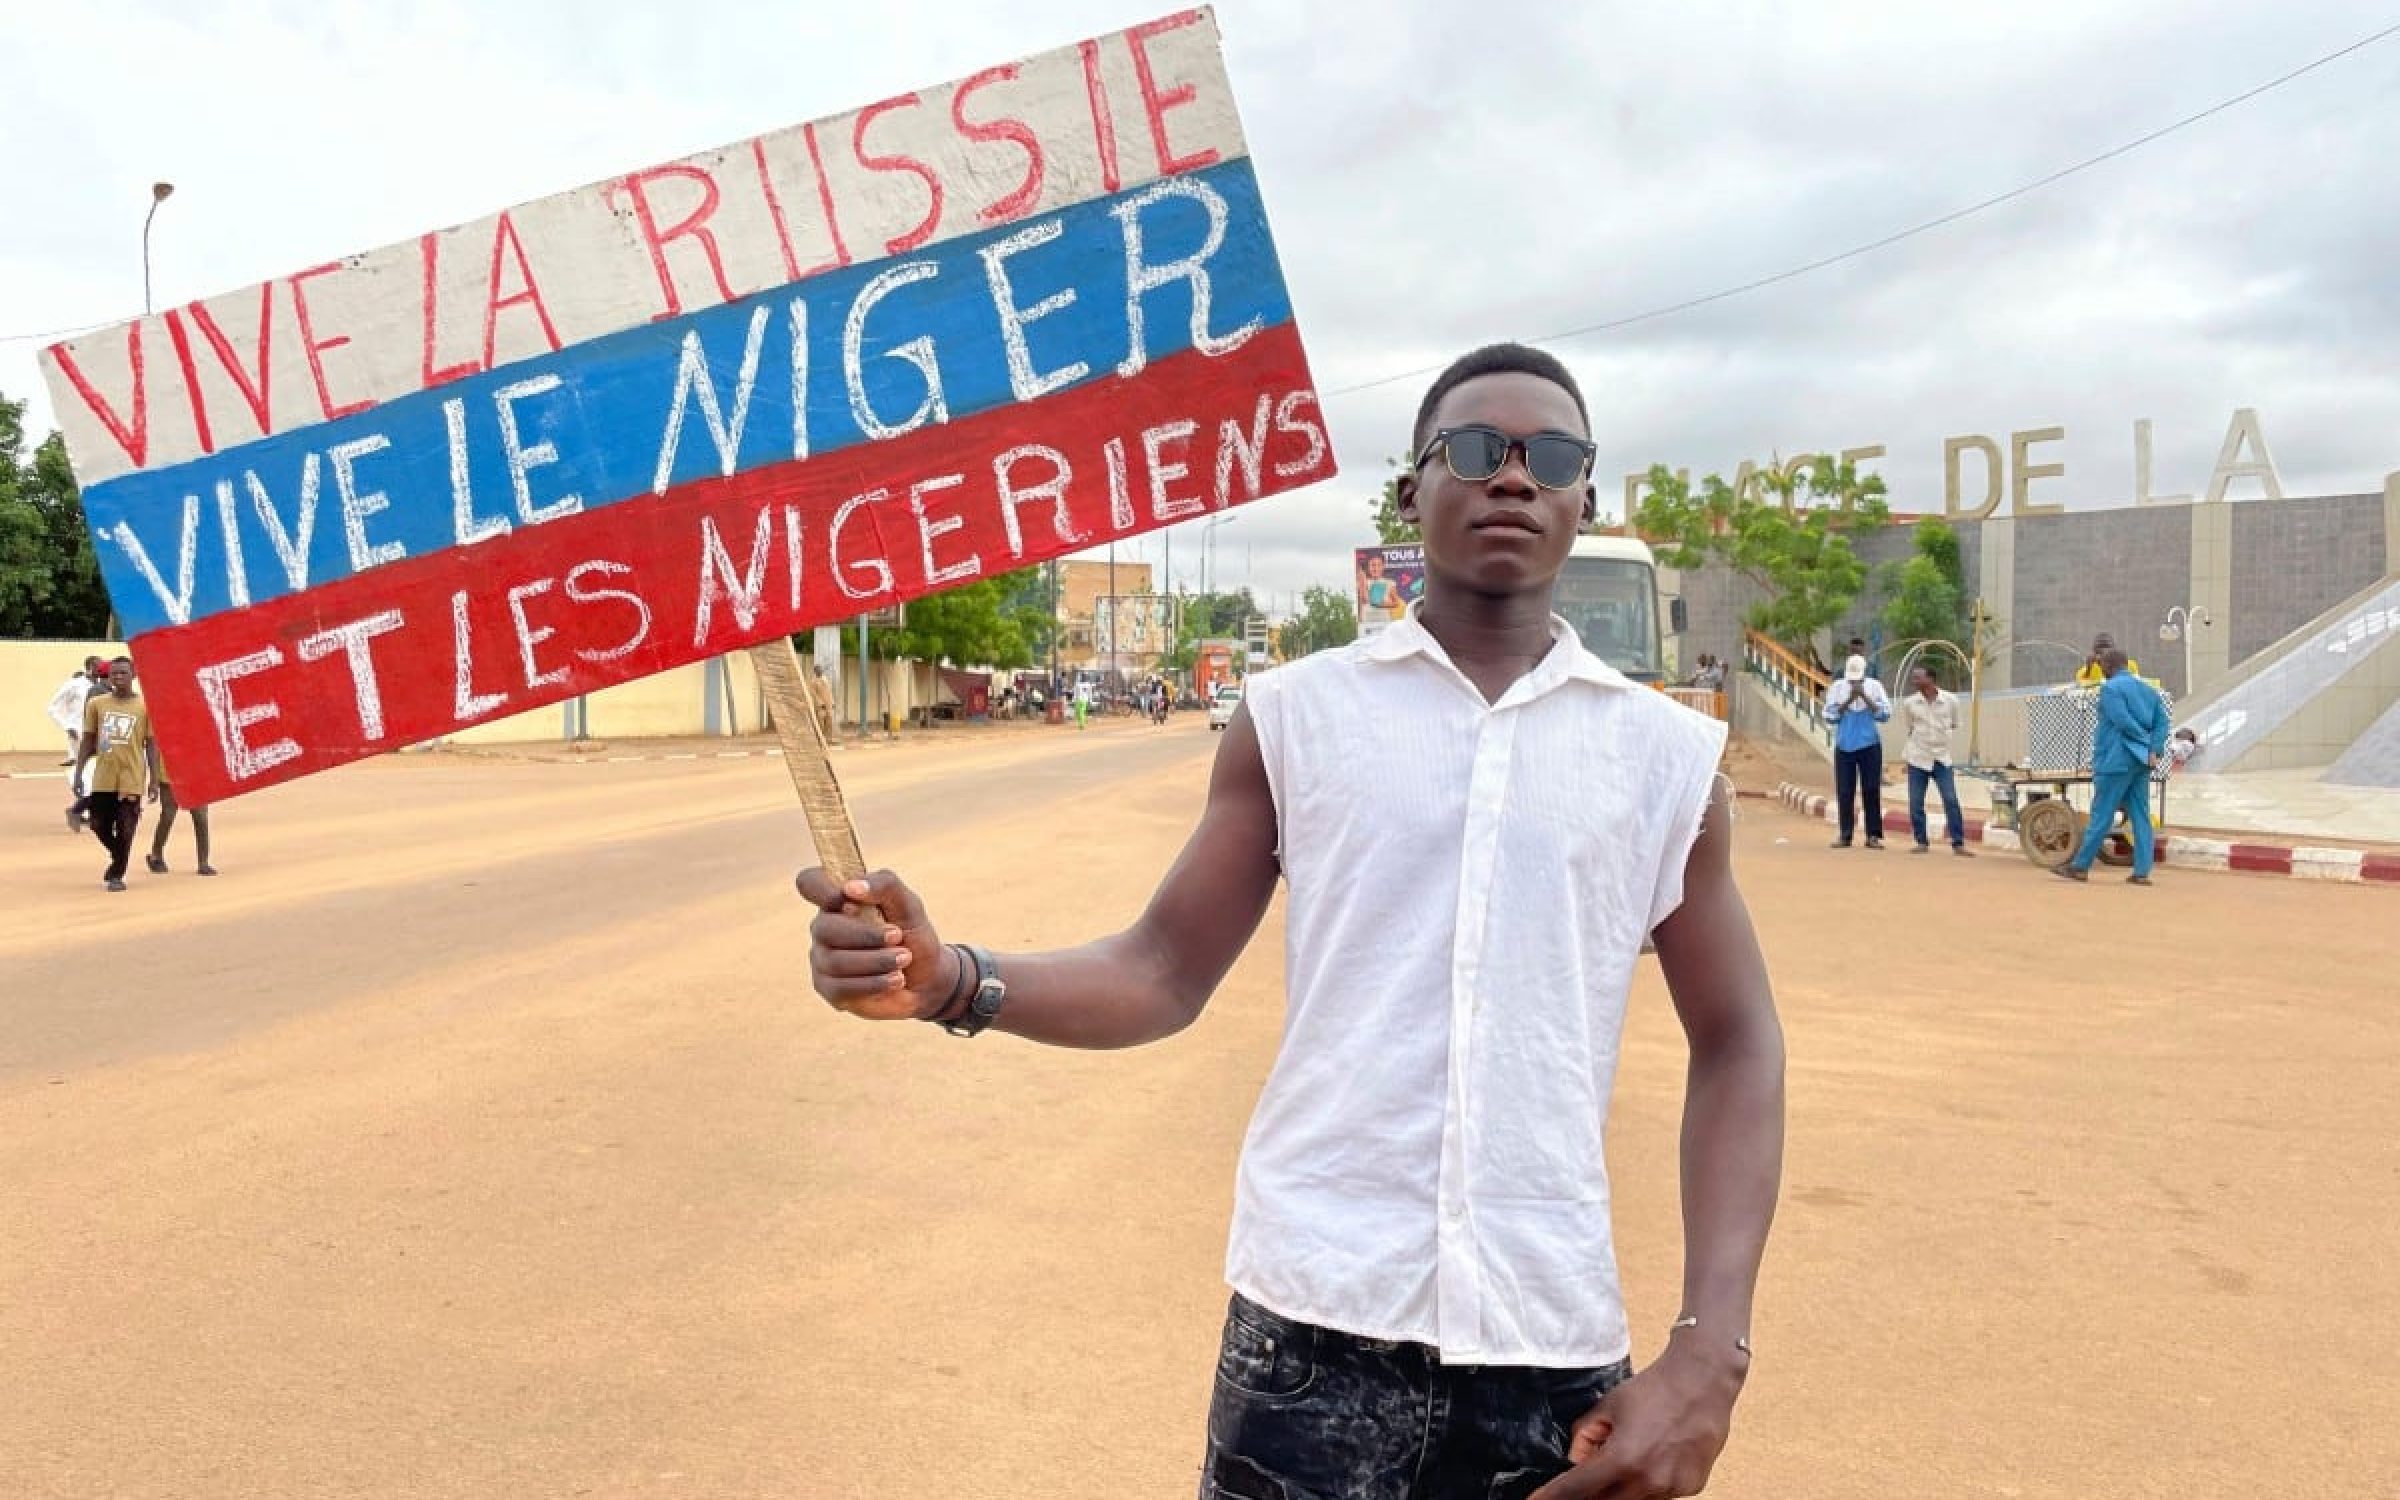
[110,181,179,643]
[142,181,175,315]
[2160,604,2212,698]
[1202,511,1245,603]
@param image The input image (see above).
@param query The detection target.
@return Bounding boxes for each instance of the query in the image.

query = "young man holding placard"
[799,344,1785,1499]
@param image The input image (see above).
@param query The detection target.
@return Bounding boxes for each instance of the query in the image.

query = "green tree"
[0,392,55,636]
[996,566,1057,667]
[24,434,110,637]
[1368,457,1418,543]
[1634,454,1889,664]
[1275,585,1357,659]
[1182,587,1261,640]
[836,570,1041,668]
[1879,519,1970,658]
[1161,587,1261,673]
[0,392,110,638]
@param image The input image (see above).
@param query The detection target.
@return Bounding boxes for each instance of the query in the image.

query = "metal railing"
[1662,686,1729,720]
[1743,628,1834,745]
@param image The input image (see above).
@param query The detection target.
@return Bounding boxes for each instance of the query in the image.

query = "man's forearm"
[1679,1020,1786,1337]
[968,930,1201,1049]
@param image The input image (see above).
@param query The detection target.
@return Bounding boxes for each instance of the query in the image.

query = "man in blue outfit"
[1822,653,1891,848]
[2053,646,2170,885]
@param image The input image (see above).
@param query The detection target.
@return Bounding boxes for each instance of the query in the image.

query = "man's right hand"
[794,868,957,1022]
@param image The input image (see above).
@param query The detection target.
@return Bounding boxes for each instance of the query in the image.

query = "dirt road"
[3,718,2393,1498]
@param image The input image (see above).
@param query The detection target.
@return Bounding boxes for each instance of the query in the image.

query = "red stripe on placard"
[129,326,1329,806]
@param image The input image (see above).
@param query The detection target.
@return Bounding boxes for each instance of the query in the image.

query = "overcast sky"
[4,0,2396,614]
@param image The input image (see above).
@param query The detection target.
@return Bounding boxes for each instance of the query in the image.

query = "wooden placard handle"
[747,637,884,926]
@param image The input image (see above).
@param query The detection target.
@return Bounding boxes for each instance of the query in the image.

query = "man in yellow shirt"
[2074,632,2141,688]
[74,657,158,893]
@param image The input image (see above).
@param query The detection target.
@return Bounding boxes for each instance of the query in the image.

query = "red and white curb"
[1771,782,2400,885]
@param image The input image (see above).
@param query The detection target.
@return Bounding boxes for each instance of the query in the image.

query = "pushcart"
[1964,688,2172,868]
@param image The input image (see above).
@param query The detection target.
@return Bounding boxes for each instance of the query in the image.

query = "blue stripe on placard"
[86,156,1290,636]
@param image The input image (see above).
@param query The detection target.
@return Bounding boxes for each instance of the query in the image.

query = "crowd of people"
[43,654,214,891]
[1815,630,2194,876]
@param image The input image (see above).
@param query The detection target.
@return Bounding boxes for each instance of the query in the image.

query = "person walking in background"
[1901,665,1974,857]
[1824,653,1891,848]
[46,656,104,766]
[74,657,157,893]
[49,657,106,835]
[145,751,216,878]
[2054,647,2170,885]
[809,666,836,742]
[56,655,113,831]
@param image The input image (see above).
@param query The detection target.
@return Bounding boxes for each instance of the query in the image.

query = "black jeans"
[1199,1295,1631,1500]
[1833,741,1883,843]
[86,790,143,881]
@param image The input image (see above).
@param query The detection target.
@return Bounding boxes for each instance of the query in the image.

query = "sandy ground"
[3,715,2394,1499]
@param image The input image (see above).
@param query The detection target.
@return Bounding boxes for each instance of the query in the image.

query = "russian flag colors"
[42,8,1329,804]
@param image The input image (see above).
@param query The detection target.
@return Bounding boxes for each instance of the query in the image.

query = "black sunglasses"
[1415,425,1597,491]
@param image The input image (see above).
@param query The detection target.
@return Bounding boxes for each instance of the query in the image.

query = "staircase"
[1740,629,1836,758]
[2325,694,2400,788]
[2171,575,2400,773]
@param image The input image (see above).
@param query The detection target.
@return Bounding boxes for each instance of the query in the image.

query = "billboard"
[1354,544,1424,635]
[41,8,1330,804]
[1093,593,1179,657]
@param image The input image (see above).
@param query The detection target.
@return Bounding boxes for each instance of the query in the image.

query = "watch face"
[971,979,1006,1015]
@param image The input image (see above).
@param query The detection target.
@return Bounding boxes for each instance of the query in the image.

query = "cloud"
[6,0,2396,611]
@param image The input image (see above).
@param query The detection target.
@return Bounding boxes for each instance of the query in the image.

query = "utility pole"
[856,613,871,733]
[1048,559,1061,692]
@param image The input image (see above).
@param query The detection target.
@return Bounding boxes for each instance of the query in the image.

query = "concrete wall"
[0,639,798,753]
[1823,525,1921,663]
[2229,492,2387,661]
[1708,519,1984,681]
[1687,488,2394,706]
[2011,504,2197,695]
[1679,561,1768,679]
[0,640,129,753]
[440,653,770,746]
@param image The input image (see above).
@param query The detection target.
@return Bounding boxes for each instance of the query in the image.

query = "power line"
[0,316,113,348]
[1320,17,2400,400]
[7,20,2395,359]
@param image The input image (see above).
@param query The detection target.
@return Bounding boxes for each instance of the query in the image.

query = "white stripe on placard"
[41,9,1245,487]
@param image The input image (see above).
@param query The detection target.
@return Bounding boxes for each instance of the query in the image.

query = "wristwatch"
[940,944,1007,1037]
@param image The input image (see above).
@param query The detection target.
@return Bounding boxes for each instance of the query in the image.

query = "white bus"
[1554,536,1684,684]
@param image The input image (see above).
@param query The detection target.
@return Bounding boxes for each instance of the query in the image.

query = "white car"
[1207,684,1243,730]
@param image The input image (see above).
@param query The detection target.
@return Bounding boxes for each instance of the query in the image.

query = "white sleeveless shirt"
[1232,607,1727,1367]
